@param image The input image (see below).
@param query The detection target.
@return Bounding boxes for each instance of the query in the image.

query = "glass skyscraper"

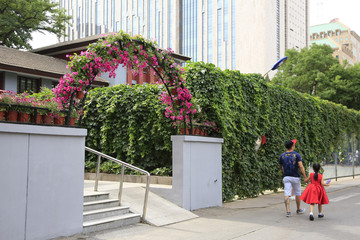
[58,0,308,74]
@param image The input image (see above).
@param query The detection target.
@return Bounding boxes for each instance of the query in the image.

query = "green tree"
[0,0,71,49]
[318,63,360,110]
[273,44,360,110]
[273,44,339,95]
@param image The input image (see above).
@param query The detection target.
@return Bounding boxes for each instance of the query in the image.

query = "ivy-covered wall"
[83,62,360,201]
[83,85,176,175]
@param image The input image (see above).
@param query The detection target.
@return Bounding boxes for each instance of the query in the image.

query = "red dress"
[300,173,329,205]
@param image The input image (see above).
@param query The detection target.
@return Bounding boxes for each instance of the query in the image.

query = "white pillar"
[171,135,224,210]
[0,123,87,240]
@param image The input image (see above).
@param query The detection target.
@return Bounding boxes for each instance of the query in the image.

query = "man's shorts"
[283,176,301,196]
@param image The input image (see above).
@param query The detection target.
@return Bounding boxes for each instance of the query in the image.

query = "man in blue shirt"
[279,139,307,217]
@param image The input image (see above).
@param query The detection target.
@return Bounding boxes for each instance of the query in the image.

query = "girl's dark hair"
[313,163,321,181]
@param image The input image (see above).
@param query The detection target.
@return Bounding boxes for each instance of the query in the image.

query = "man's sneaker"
[309,214,314,221]
[286,212,292,217]
[318,213,324,218]
[296,208,306,214]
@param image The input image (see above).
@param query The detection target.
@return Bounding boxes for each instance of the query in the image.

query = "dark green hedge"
[83,62,360,201]
[82,84,176,173]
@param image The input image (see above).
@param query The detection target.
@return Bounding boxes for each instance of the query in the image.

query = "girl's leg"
[318,204,322,213]
[309,204,315,221]
[310,204,314,213]
[318,204,324,218]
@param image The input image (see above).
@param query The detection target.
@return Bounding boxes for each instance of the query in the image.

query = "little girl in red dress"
[300,163,330,221]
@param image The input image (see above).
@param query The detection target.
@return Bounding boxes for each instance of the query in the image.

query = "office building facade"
[310,19,360,65]
[58,0,309,74]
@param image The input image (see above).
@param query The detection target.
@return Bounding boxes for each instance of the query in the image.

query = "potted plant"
[69,108,79,126]
[0,93,8,121]
[48,100,65,126]
[16,94,35,123]
[0,91,18,122]
[30,88,55,124]
[32,100,50,124]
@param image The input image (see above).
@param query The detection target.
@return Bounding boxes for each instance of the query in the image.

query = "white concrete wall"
[100,66,127,86]
[0,123,87,240]
[321,165,360,179]
[171,135,224,211]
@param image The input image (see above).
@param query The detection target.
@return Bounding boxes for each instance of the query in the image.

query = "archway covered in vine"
[53,31,196,126]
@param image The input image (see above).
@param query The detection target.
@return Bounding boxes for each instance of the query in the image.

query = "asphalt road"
[60,179,360,240]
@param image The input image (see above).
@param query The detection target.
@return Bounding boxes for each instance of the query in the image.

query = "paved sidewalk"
[56,176,360,240]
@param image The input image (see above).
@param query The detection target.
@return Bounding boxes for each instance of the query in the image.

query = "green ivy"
[82,84,176,173]
[82,62,360,201]
[184,62,360,201]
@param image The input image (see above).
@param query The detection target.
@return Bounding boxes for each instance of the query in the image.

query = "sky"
[310,0,360,34]
[29,0,360,49]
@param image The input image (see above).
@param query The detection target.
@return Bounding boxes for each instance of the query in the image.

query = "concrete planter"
[84,172,172,185]
[0,123,87,240]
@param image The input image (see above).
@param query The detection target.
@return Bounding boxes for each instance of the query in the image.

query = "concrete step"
[83,199,119,212]
[83,213,141,233]
[83,206,130,222]
[83,192,110,203]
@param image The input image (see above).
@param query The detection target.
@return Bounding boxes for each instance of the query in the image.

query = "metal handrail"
[85,146,150,222]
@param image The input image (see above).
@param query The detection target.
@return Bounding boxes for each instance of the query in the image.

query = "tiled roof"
[0,46,109,84]
[0,45,69,75]
[310,22,348,35]
[32,33,191,62]
[311,38,339,49]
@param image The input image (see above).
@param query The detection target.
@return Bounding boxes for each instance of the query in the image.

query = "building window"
[328,32,332,37]
[217,0,222,67]
[17,76,40,94]
[335,38,338,42]
[208,0,213,63]
[231,0,236,69]
[340,38,343,42]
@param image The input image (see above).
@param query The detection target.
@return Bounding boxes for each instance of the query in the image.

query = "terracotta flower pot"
[180,128,191,135]
[0,111,4,121]
[54,116,65,126]
[70,117,76,126]
[42,115,52,125]
[31,114,42,124]
[6,110,18,122]
[18,113,30,123]
[194,128,200,135]
[76,91,85,99]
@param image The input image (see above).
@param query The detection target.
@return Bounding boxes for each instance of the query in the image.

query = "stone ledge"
[84,173,172,185]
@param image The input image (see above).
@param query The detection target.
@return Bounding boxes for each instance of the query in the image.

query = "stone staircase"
[83,192,141,233]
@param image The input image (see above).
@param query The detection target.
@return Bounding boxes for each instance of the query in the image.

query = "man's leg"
[283,177,292,216]
[292,177,305,214]
[285,195,290,212]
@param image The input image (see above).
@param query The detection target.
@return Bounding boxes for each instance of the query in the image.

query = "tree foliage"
[273,44,360,110]
[0,0,71,49]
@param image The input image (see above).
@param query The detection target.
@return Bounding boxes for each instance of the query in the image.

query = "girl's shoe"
[318,213,324,218]
[286,212,291,217]
[309,214,314,221]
